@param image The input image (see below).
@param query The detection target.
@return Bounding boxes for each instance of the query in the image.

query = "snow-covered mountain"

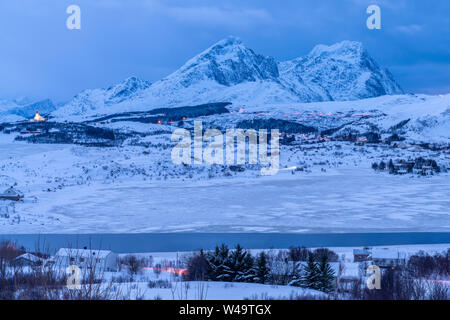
[279,41,403,101]
[51,37,403,120]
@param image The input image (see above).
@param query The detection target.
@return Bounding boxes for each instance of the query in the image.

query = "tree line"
[184,244,337,293]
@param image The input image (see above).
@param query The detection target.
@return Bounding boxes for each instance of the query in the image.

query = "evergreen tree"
[288,261,303,287]
[371,162,379,171]
[388,159,395,174]
[317,254,335,293]
[254,251,270,284]
[207,244,232,281]
[302,253,320,289]
[228,244,254,282]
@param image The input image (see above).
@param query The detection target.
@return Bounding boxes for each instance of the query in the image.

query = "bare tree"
[121,255,144,280]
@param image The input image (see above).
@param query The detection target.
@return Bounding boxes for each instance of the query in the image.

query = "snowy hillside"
[50,37,403,120]
[51,77,151,119]
[0,99,56,122]
[236,94,450,143]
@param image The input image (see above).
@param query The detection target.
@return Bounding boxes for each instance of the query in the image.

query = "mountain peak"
[214,36,243,47]
[309,40,364,58]
[286,40,403,100]
[174,36,279,86]
[186,36,247,64]
[107,76,151,102]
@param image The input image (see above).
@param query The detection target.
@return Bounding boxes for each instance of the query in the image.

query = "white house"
[371,249,407,269]
[0,187,23,201]
[14,253,43,267]
[54,248,118,272]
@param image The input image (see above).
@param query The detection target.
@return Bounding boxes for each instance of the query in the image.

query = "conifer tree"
[254,251,270,284]
[388,159,395,174]
[288,261,303,287]
[229,244,254,282]
[207,244,232,281]
[317,254,335,293]
[302,253,320,289]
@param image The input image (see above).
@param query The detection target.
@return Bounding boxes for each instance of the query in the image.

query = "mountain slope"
[51,76,151,118]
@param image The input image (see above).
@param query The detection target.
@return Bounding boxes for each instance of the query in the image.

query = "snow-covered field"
[115,280,324,300]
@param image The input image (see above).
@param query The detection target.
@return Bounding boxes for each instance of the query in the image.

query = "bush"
[185,250,209,281]
[148,279,172,289]
[121,255,145,277]
[408,250,450,278]
[312,248,339,262]
[289,247,310,262]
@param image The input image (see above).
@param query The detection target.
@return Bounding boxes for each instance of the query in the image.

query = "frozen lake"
[7,168,450,233]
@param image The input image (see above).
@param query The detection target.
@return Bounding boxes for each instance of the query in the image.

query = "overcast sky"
[0,0,449,102]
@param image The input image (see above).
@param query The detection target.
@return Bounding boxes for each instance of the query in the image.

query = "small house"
[0,187,24,201]
[54,248,118,272]
[14,253,43,267]
[371,249,406,269]
[353,248,372,262]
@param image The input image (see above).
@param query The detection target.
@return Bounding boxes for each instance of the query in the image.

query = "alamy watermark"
[66,5,81,30]
[171,121,280,176]
[65,5,379,31]
[366,265,382,290]
[367,5,381,30]
[66,265,82,290]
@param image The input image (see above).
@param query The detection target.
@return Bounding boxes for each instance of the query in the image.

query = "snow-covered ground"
[103,243,450,300]
[113,280,324,300]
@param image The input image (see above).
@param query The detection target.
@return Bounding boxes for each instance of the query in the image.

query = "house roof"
[353,249,371,255]
[15,253,42,262]
[2,187,22,196]
[55,248,114,259]
[372,249,406,260]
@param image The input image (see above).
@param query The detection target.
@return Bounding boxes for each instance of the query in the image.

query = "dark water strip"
[0,233,449,254]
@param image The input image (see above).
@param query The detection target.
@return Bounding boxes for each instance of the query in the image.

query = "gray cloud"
[0,0,448,101]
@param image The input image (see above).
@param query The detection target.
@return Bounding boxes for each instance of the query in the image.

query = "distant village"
[279,130,450,176]
[372,157,444,176]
